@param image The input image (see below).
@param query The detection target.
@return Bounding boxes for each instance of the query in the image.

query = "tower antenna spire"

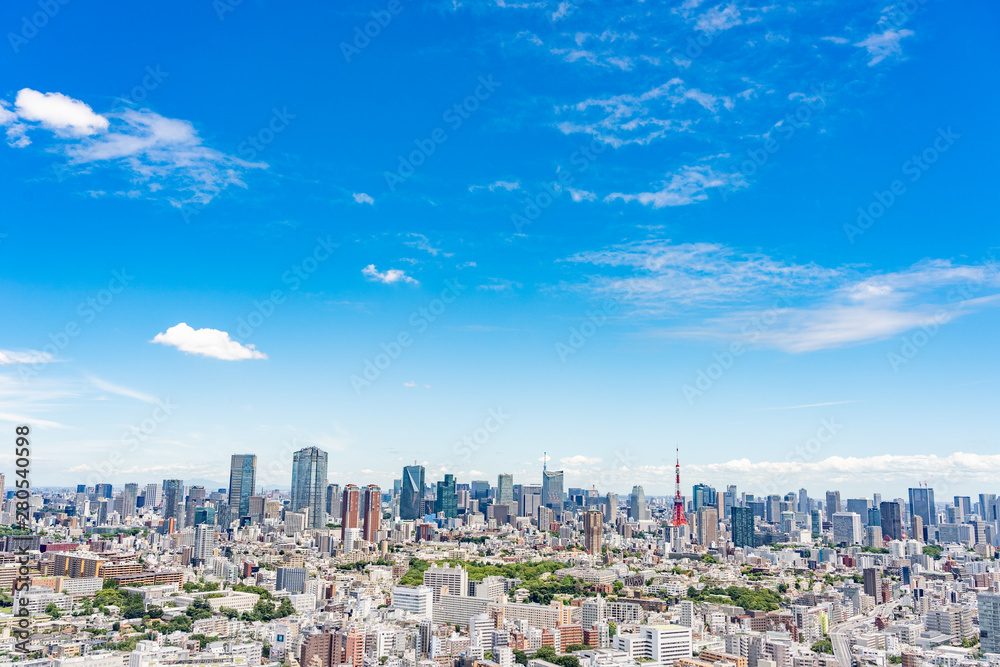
[670,445,689,527]
[543,451,547,472]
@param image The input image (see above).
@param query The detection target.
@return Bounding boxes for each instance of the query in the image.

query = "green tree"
[45,602,61,619]
[811,639,833,655]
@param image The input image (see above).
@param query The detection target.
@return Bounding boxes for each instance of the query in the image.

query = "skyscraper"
[291,446,328,530]
[401,465,425,521]
[629,486,650,521]
[731,506,755,548]
[979,592,1000,655]
[435,474,458,518]
[909,487,936,527]
[880,501,903,541]
[163,479,184,531]
[145,483,162,507]
[341,485,361,540]
[583,510,603,555]
[541,470,564,512]
[123,483,138,518]
[692,484,716,511]
[798,488,809,513]
[363,485,381,543]
[228,454,257,524]
[496,473,514,508]
[326,483,341,519]
[604,492,617,521]
[193,524,215,564]
[825,491,841,522]
[697,506,719,546]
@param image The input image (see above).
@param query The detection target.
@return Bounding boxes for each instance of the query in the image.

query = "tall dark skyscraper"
[435,474,458,518]
[909,486,936,527]
[163,479,185,531]
[401,465,425,521]
[542,470,563,511]
[731,506,756,548]
[825,490,841,521]
[880,501,903,541]
[291,447,328,529]
[228,454,257,525]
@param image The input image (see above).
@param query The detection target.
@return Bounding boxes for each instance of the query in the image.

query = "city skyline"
[1,3,999,496]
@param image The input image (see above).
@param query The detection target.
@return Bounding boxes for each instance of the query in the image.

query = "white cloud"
[569,188,597,202]
[561,455,602,466]
[821,36,849,45]
[551,1,572,21]
[14,89,109,137]
[477,278,521,292]
[150,323,267,360]
[855,29,914,66]
[469,180,521,193]
[0,412,69,430]
[1,90,265,206]
[362,264,419,285]
[604,165,745,208]
[0,349,53,365]
[353,192,374,205]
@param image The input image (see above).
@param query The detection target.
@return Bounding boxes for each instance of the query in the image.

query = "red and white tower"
[670,447,688,526]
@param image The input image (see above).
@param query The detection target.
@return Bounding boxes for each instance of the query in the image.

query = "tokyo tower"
[670,447,688,527]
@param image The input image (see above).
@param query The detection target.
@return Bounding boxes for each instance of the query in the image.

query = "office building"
[880,501,903,541]
[583,509,603,555]
[401,465,425,521]
[122,483,138,518]
[435,474,458,519]
[341,485,361,540]
[277,567,307,594]
[542,470,564,512]
[979,592,1000,655]
[833,512,863,545]
[825,491,841,521]
[909,487,936,527]
[228,454,257,524]
[291,446,328,530]
[731,507,755,549]
[629,486,650,521]
[163,479,185,531]
[363,484,381,543]
[496,473,514,508]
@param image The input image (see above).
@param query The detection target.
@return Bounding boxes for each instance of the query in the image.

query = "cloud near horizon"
[150,323,268,360]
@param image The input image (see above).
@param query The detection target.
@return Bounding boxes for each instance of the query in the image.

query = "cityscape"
[1,2,999,667]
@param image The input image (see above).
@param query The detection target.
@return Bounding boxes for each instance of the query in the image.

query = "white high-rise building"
[613,624,692,663]
[392,585,433,620]
[423,563,469,602]
[145,483,162,508]
[832,512,863,545]
[193,524,215,563]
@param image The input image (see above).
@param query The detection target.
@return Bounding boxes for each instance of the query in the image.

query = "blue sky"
[1,0,998,498]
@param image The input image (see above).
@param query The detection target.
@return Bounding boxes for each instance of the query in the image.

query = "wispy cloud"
[402,232,452,257]
[855,29,914,66]
[87,375,160,404]
[352,192,375,205]
[604,164,744,208]
[469,179,521,193]
[567,241,1000,352]
[0,349,53,365]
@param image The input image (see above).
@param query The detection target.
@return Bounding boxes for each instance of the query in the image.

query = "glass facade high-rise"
[732,506,756,548]
[163,479,185,531]
[435,474,458,518]
[692,484,716,511]
[228,454,257,525]
[401,465,425,521]
[880,501,903,541]
[908,487,936,526]
[629,485,650,521]
[123,483,138,518]
[291,446,328,530]
[496,473,514,508]
[541,470,563,511]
